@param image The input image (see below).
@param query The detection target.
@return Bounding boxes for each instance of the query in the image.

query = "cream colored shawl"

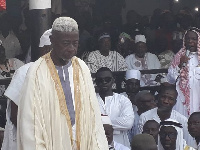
[17,52,108,150]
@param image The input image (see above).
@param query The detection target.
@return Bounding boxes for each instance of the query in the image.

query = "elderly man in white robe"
[167,27,200,117]
[17,17,108,150]
[86,33,127,73]
[138,86,195,147]
[125,35,161,86]
[95,67,134,148]
[1,28,52,150]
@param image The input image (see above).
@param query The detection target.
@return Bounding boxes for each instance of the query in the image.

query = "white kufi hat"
[125,69,141,80]
[39,29,52,47]
[135,35,146,43]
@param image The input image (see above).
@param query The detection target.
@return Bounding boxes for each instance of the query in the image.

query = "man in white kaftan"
[97,93,134,148]
[95,67,134,148]
[1,27,52,150]
[86,33,127,73]
[167,28,200,117]
[17,17,108,150]
[1,62,33,150]
[138,86,195,147]
[125,35,161,86]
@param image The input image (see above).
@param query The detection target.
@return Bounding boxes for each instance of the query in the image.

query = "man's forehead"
[127,78,140,83]
[161,89,176,96]
[189,113,200,121]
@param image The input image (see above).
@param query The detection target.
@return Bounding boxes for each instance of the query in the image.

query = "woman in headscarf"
[158,119,195,150]
[167,27,200,117]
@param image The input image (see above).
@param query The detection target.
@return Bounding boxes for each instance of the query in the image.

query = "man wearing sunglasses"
[95,67,134,148]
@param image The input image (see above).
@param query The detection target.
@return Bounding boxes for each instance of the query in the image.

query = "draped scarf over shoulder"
[43,52,108,150]
[171,29,200,115]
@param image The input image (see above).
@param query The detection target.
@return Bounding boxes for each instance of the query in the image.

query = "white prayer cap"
[101,115,112,125]
[135,35,146,43]
[125,69,141,80]
[39,29,52,47]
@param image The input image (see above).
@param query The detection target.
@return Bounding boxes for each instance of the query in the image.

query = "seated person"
[129,91,156,141]
[87,33,127,73]
[158,119,195,150]
[121,69,141,111]
[102,115,130,150]
[125,34,161,86]
[95,67,134,148]
[138,86,194,147]
[131,134,157,150]
[0,41,24,96]
[143,120,159,144]
[117,32,133,58]
[188,112,200,150]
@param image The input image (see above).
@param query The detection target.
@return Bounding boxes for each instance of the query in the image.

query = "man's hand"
[179,55,190,68]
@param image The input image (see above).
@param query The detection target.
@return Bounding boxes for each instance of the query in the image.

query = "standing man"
[167,27,200,117]
[17,17,108,150]
[95,67,134,148]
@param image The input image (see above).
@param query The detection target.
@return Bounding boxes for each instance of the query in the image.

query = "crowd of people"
[0,1,200,150]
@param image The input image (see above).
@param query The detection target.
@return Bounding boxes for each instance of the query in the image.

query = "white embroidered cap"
[101,115,112,125]
[135,35,146,43]
[39,29,52,47]
[125,69,141,80]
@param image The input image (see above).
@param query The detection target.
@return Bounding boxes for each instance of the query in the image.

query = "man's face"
[135,42,147,58]
[50,31,79,61]
[159,126,177,150]
[184,31,198,52]
[143,121,159,143]
[99,37,111,53]
[96,71,113,92]
[137,94,157,113]
[188,114,200,138]
[125,78,140,94]
[157,90,177,112]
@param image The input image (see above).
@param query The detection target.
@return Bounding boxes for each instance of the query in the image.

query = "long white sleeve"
[111,97,134,130]
[167,65,180,84]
